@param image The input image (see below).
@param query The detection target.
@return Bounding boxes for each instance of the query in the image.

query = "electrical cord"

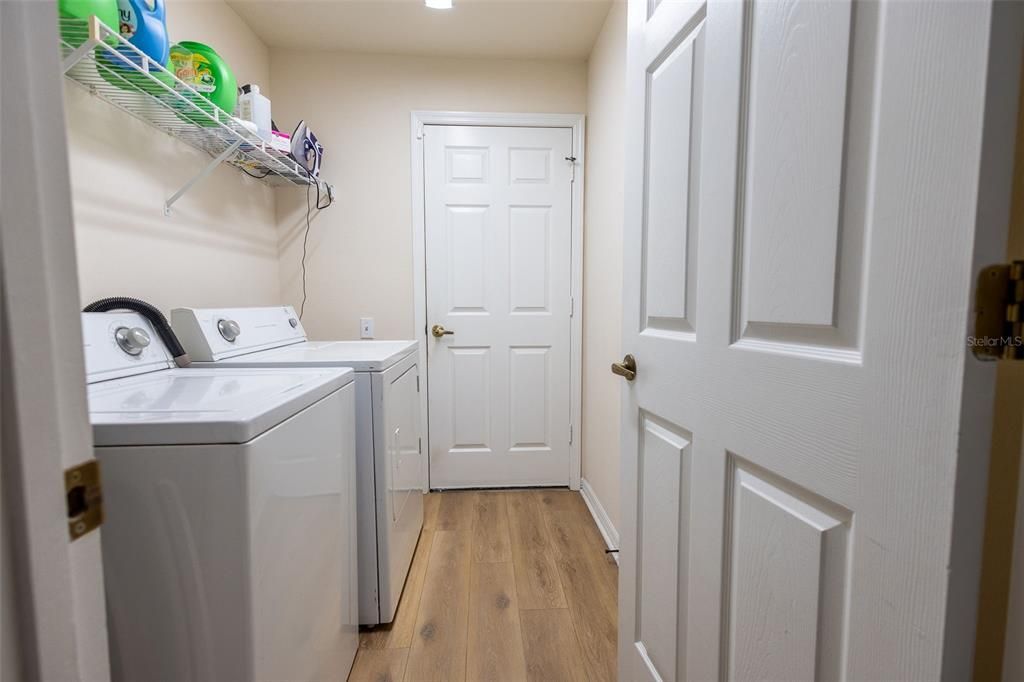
[240,166,271,179]
[204,140,333,321]
[297,171,334,319]
[299,177,313,319]
[310,170,333,209]
[299,179,309,319]
[203,145,271,178]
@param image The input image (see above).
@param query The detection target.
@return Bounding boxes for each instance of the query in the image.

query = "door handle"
[431,324,454,338]
[611,354,637,381]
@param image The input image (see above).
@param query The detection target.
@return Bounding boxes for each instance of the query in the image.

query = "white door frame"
[410,111,585,491]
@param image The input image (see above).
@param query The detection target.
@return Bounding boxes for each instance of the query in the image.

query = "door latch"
[65,460,103,541]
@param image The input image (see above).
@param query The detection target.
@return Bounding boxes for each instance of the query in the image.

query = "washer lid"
[205,340,419,372]
[87,366,354,446]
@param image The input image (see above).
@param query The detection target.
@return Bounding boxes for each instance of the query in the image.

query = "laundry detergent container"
[116,0,169,65]
[58,0,118,47]
[170,41,237,126]
[97,0,171,93]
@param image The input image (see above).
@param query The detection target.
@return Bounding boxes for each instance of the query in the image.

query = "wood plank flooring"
[349,489,617,682]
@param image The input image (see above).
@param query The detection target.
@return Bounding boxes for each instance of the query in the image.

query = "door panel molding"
[730,0,874,360]
[720,453,851,682]
[410,111,585,491]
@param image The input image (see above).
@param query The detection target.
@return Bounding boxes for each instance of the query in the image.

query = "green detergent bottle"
[58,0,118,47]
[170,41,237,127]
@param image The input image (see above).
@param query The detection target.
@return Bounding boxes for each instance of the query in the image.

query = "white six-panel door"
[425,125,574,488]
[618,0,1016,680]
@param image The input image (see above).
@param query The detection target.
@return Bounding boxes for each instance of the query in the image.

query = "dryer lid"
[87,366,353,446]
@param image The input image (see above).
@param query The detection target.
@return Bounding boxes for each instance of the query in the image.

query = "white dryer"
[172,306,424,625]
[83,312,359,681]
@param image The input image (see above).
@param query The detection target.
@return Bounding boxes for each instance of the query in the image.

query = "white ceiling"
[226,0,614,60]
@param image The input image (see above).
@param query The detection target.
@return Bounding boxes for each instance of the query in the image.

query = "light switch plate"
[360,317,374,339]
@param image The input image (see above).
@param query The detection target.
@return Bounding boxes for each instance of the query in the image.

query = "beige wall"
[271,50,587,340]
[580,2,625,532]
[67,0,280,313]
[67,3,624,517]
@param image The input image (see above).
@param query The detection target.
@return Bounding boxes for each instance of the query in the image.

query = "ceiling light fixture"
[425,0,453,8]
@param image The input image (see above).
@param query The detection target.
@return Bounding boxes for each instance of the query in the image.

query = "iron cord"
[298,171,333,319]
[199,144,333,320]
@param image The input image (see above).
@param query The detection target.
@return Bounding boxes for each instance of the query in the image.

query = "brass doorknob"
[611,354,637,381]
[431,324,454,338]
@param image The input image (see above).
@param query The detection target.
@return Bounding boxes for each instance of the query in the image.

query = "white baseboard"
[579,478,619,565]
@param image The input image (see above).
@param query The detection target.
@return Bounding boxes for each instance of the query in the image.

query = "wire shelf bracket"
[58,15,331,216]
[164,138,243,215]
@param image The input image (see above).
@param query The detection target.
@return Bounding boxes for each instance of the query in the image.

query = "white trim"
[1,1,111,679]
[410,110,585,492]
[580,479,619,565]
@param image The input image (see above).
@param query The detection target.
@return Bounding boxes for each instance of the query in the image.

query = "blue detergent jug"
[115,0,168,66]
[98,0,169,92]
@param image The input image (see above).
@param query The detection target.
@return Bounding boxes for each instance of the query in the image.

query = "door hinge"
[416,374,421,392]
[974,260,1024,361]
[419,437,423,454]
[65,460,103,541]
[565,155,576,182]
[569,423,574,445]
[570,296,575,318]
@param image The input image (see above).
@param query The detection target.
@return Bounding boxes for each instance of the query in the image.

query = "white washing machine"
[83,312,359,681]
[171,306,424,625]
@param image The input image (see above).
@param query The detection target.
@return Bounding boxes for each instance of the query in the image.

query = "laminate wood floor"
[349,489,618,682]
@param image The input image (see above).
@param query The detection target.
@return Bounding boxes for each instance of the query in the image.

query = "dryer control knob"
[289,318,299,328]
[218,319,241,342]
[115,326,151,356]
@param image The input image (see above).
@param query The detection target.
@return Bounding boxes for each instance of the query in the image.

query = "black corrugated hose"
[82,297,191,367]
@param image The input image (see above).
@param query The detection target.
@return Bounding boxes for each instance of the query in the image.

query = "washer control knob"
[289,318,299,328]
[114,326,151,356]
[217,319,241,342]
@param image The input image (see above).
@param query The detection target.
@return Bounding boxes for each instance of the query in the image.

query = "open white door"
[1,1,110,679]
[618,0,1022,680]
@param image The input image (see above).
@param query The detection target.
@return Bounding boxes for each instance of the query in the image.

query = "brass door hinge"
[973,261,1023,361]
[65,460,103,541]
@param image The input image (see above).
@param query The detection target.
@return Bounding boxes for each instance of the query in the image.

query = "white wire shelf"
[59,15,329,213]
